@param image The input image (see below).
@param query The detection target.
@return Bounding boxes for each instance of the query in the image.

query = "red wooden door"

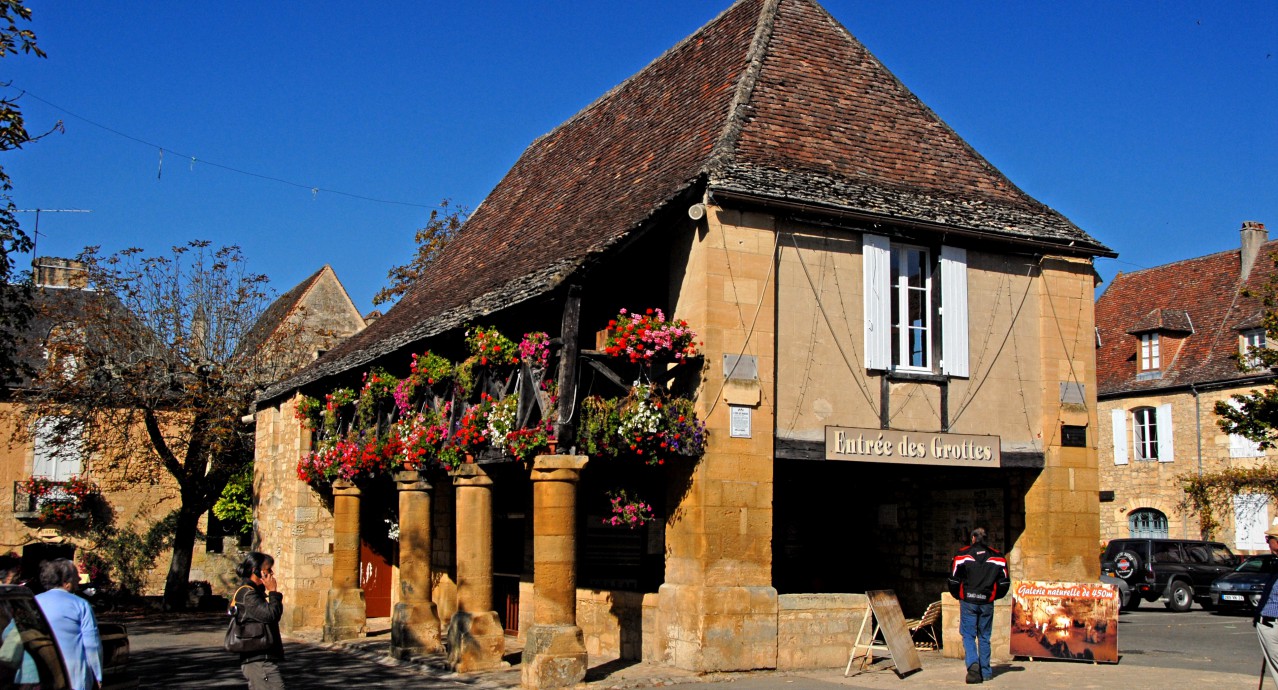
[360,539,393,618]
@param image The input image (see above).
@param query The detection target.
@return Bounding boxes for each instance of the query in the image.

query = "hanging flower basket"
[602,489,655,528]
[603,308,700,364]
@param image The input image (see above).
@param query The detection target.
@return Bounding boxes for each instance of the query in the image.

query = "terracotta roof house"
[1096,221,1276,561]
[0,259,366,595]
[253,0,1114,675]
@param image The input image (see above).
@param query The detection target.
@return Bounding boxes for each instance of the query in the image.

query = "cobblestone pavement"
[120,612,1262,689]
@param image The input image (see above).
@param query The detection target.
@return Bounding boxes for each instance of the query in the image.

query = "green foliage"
[213,467,254,535]
[88,511,179,596]
[373,200,467,307]
[1182,467,1278,539]
[0,1,53,385]
[1217,252,1278,447]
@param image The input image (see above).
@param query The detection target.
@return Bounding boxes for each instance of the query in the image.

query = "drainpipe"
[1192,383,1202,540]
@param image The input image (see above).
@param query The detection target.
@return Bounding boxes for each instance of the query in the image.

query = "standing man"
[948,527,1010,684]
[1253,525,1278,687]
[34,558,102,690]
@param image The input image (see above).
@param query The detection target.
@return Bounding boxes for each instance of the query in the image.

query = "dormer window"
[1241,328,1267,369]
[1140,333,1160,371]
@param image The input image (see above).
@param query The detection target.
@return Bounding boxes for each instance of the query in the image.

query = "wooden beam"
[556,285,582,449]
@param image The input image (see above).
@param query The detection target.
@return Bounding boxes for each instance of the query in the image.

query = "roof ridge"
[706,0,780,175]
[519,1,754,158]
[1109,246,1244,280]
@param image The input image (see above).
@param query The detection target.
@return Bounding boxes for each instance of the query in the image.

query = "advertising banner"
[1009,581,1119,663]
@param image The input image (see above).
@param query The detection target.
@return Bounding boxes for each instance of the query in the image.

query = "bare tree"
[372,200,467,307]
[22,241,307,608]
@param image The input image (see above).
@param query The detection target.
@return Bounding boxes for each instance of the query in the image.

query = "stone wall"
[777,593,869,670]
[1099,385,1273,550]
[941,592,1012,661]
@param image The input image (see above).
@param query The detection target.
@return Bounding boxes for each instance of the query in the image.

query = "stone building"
[0,259,364,593]
[253,0,1113,677]
[1097,221,1276,553]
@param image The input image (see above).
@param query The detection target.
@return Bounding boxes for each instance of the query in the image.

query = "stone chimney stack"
[1241,221,1269,282]
[32,257,88,289]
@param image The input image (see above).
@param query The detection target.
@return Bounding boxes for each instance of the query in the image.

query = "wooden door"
[360,539,393,618]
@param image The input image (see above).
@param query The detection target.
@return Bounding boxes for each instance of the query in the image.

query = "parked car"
[1099,572,1132,609]
[1100,538,1240,612]
[1210,554,1278,611]
[0,584,135,689]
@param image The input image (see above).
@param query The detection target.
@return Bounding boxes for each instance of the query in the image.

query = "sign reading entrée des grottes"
[824,426,1001,468]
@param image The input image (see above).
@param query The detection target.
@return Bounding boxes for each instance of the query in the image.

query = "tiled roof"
[1126,308,1194,335]
[1096,240,1278,397]
[236,265,329,359]
[265,0,1110,400]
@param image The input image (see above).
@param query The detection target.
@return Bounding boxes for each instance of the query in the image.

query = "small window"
[890,245,932,370]
[1242,329,1267,369]
[1132,407,1159,461]
[1140,333,1160,371]
[1128,508,1168,538]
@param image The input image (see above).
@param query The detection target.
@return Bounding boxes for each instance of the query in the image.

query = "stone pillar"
[323,479,366,641]
[521,455,589,689]
[391,470,442,659]
[446,463,505,672]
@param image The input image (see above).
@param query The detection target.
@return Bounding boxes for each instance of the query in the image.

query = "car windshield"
[1237,556,1276,573]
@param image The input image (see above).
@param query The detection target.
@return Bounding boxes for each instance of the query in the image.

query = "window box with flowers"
[14,476,99,524]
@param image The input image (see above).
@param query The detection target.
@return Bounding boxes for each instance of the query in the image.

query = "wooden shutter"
[1227,399,1264,458]
[940,245,969,377]
[1110,409,1128,465]
[32,417,83,480]
[1156,403,1174,462]
[863,234,891,370]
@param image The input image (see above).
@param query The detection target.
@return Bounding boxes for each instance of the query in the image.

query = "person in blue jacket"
[34,558,101,690]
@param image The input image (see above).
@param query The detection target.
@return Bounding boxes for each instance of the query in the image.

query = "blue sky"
[7,1,1276,313]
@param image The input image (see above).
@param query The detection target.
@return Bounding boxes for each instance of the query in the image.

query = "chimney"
[1241,221,1269,281]
[32,257,88,289]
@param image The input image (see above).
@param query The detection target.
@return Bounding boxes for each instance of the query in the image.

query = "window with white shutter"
[862,234,968,376]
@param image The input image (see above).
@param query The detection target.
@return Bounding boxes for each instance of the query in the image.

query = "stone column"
[521,454,589,689]
[446,463,505,672]
[391,470,442,658]
[323,479,366,641]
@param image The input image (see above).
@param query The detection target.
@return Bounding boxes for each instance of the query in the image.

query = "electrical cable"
[10,86,443,210]
[706,231,780,419]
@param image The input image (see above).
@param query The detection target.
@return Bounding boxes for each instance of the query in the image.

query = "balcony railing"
[12,480,87,522]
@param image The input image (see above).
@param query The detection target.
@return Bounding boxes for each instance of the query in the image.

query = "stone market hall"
[250,0,1114,681]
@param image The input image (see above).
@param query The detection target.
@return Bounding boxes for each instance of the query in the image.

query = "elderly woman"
[34,558,101,690]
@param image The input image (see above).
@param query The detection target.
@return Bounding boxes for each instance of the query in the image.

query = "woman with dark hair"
[231,552,285,689]
[34,558,101,690]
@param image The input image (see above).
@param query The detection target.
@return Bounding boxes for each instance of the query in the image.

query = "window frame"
[1132,406,1159,461]
[1139,332,1161,371]
[889,243,933,372]
[1242,328,1267,369]
[1128,508,1169,538]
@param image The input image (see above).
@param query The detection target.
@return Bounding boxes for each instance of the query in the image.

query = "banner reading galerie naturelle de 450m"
[1009,581,1120,664]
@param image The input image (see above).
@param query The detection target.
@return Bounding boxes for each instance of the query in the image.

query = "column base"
[444,610,506,672]
[391,600,443,658]
[657,583,778,672]
[322,587,367,642]
[520,624,587,689]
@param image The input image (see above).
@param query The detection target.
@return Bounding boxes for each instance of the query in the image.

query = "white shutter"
[1234,494,1270,551]
[1110,409,1128,465]
[31,417,83,480]
[940,245,969,377]
[1227,399,1264,458]
[1156,403,1174,462]
[863,234,891,370]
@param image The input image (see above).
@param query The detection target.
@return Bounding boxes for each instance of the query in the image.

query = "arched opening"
[1128,508,1168,538]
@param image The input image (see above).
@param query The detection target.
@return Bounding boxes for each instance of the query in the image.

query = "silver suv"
[1100,538,1240,612]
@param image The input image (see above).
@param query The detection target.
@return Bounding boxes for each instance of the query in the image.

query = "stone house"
[1097,221,1277,553]
[0,259,364,593]
[252,0,1113,676]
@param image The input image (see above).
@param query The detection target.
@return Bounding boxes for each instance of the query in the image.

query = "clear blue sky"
[7,1,1276,313]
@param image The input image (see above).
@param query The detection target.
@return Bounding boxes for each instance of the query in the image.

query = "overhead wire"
[9,86,443,210]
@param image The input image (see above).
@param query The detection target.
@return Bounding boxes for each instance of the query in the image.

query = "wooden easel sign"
[845,589,923,678]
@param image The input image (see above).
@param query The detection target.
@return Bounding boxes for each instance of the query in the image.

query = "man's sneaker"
[966,663,983,684]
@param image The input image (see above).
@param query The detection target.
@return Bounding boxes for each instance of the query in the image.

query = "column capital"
[332,479,361,497]
[394,470,433,492]
[531,454,589,483]
[452,462,493,487]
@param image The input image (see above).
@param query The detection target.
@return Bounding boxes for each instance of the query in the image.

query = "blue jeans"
[959,600,994,679]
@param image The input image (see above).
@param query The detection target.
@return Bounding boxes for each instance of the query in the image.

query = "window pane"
[906,249,927,287]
